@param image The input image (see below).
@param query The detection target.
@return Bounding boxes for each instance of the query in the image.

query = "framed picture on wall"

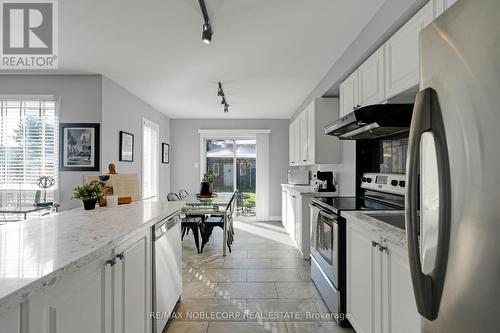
[119,131,134,162]
[60,123,100,171]
[162,143,169,164]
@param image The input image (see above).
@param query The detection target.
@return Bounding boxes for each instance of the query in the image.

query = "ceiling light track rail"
[217,81,229,113]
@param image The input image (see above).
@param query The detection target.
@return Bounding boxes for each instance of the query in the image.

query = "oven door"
[310,203,338,286]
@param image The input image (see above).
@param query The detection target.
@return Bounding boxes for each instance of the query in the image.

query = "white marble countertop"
[0,200,184,313]
[280,184,337,196]
[342,210,407,248]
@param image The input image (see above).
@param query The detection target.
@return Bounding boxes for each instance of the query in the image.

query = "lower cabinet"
[281,187,313,259]
[346,221,420,333]
[113,230,151,333]
[27,255,110,333]
[20,228,154,333]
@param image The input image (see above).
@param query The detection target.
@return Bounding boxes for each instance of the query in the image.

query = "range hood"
[324,104,413,140]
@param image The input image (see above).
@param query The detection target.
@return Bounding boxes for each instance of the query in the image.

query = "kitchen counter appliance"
[324,104,413,140]
[309,172,405,326]
[406,1,500,332]
[287,169,309,185]
[152,214,182,333]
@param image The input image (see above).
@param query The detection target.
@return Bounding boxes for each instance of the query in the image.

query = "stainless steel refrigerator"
[405,0,500,332]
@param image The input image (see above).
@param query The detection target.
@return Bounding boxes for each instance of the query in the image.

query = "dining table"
[181,192,233,256]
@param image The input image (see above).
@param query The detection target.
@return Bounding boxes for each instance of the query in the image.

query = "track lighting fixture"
[199,0,212,44]
[217,82,229,113]
[202,23,212,44]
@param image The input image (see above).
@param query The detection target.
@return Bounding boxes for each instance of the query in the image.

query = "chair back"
[179,190,189,199]
[226,191,238,217]
[167,193,180,201]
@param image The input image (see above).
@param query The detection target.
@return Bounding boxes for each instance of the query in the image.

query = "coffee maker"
[314,171,336,192]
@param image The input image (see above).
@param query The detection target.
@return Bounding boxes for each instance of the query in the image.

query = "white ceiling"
[57,0,385,119]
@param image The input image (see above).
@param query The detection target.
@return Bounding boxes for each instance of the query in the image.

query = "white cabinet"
[25,228,155,333]
[382,241,421,333]
[433,0,458,18]
[28,257,110,333]
[282,188,288,229]
[281,186,315,259]
[0,306,20,333]
[346,221,420,333]
[358,46,385,106]
[288,98,340,166]
[114,231,151,333]
[340,71,359,116]
[346,222,381,333]
[288,123,295,165]
[384,2,433,99]
[299,111,308,164]
[288,120,301,166]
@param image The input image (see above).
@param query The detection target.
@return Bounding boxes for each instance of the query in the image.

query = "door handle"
[116,252,124,261]
[406,88,451,321]
[371,241,379,248]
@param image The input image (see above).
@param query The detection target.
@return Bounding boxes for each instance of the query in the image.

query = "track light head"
[224,104,229,113]
[202,23,212,44]
[221,97,226,105]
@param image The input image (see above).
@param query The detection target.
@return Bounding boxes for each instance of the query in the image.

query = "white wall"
[101,77,170,201]
[0,75,102,210]
[0,74,170,210]
[170,119,288,217]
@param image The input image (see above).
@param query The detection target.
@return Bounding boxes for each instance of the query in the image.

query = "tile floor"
[164,218,354,333]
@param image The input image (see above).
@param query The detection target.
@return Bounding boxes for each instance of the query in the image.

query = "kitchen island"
[0,200,184,333]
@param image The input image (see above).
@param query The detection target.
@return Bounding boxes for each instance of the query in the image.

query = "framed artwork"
[119,131,134,162]
[162,143,169,164]
[60,123,100,171]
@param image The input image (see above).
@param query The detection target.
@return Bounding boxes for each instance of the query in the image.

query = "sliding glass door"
[205,138,256,214]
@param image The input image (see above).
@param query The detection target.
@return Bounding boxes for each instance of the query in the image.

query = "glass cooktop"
[311,196,402,213]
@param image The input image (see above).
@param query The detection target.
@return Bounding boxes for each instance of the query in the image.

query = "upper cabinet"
[433,0,458,18]
[358,46,385,107]
[289,98,340,166]
[339,70,359,117]
[339,0,445,107]
[384,2,433,99]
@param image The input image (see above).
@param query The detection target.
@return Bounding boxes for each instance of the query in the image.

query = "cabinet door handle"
[116,252,124,260]
[378,245,388,253]
[105,258,116,266]
[303,160,307,162]
[371,241,379,248]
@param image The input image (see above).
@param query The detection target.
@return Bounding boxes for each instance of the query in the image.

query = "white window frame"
[198,129,271,219]
[0,95,60,206]
[142,117,159,200]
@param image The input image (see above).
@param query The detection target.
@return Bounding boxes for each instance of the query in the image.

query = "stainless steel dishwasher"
[152,214,182,333]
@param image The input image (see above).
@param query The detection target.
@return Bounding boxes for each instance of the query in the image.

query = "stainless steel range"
[309,172,406,326]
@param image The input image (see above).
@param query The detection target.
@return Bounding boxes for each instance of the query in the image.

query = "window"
[0,98,57,206]
[142,118,159,200]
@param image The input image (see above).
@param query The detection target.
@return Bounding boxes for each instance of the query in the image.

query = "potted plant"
[73,181,105,210]
[200,172,214,195]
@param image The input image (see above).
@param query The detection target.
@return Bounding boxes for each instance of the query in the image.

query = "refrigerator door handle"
[406,88,451,321]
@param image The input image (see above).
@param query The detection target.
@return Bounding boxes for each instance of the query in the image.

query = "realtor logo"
[1,0,58,69]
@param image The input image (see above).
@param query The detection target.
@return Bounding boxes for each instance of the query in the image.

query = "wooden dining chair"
[167,192,203,253]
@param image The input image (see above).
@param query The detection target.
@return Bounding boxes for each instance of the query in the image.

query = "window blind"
[142,118,159,200]
[0,99,58,206]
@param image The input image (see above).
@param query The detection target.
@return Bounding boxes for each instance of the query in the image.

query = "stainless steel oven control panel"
[361,172,406,196]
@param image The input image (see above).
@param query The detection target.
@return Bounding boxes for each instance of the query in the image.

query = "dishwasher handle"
[154,215,181,240]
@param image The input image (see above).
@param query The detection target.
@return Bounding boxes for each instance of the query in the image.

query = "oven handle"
[319,210,337,224]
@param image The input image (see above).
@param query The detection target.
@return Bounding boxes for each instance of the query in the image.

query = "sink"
[365,213,406,230]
